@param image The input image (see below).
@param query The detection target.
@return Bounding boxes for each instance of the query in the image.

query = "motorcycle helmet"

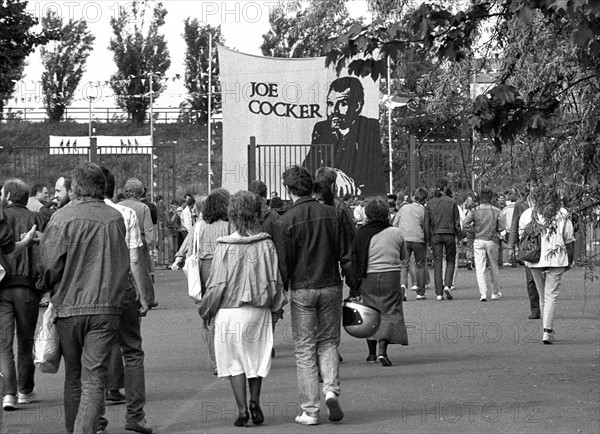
[342,300,381,339]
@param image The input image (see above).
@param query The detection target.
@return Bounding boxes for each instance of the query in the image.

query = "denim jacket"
[39,197,130,317]
[274,196,357,291]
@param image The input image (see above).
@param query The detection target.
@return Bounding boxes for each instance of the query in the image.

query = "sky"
[10,0,371,110]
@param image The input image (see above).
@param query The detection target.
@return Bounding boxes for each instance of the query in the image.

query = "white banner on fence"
[49,136,90,155]
[49,136,152,155]
[218,45,385,195]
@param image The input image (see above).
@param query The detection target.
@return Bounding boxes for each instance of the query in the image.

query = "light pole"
[88,95,96,138]
[207,33,213,194]
[148,73,155,202]
[88,95,97,163]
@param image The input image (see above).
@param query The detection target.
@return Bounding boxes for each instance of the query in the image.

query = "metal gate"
[0,144,176,265]
[403,135,473,196]
[247,136,333,198]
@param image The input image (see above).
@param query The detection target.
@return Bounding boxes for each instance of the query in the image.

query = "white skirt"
[214,305,273,378]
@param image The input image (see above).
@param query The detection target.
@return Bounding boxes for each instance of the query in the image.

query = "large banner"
[218,45,386,195]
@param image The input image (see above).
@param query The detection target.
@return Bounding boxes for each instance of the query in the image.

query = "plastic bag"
[34,303,61,373]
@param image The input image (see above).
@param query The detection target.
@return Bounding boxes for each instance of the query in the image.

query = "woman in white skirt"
[199,191,287,427]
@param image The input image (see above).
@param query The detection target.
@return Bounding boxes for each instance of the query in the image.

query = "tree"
[261,1,362,58]
[108,1,171,125]
[40,11,95,122]
[0,0,54,117]
[325,0,600,226]
[181,19,223,123]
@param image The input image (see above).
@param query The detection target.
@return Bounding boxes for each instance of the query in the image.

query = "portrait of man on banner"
[303,76,386,196]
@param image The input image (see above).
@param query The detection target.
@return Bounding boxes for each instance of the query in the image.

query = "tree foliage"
[40,11,95,122]
[0,0,55,116]
[181,19,223,123]
[108,1,171,125]
[325,0,600,227]
[261,0,362,58]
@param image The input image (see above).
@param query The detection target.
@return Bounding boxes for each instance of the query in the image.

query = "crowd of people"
[0,163,575,432]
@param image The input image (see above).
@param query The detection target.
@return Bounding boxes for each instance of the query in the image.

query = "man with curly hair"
[274,165,357,426]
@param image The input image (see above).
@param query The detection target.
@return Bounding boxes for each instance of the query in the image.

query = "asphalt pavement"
[2,265,599,434]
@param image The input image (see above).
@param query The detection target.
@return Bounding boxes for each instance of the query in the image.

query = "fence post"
[248,136,256,188]
[89,137,98,164]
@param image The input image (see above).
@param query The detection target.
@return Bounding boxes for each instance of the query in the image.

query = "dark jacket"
[39,197,130,318]
[274,196,357,291]
[0,208,16,256]
[508,199,529,247]
[424,193,461,241]
[259,208,279,238]
[0,203,48,289]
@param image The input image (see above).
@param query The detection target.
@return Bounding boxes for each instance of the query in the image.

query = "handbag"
[518,228,541,263]
[183,255,202,301]
[183,224,202,301]
[33,303,61,374]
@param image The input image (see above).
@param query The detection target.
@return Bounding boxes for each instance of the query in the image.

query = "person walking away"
[393,187,428,300]
[508,188,540,319]
[462,188,506,301]
[0,179,47,411]
[424,178,462,301]
[172,189,232,375]
[100,167,154,434]
[39,163,131,433]
[199,191,286,427]
[120,179,157,307]
[273,166,358,425]
[518,190,575,344]
[353,198,408,366]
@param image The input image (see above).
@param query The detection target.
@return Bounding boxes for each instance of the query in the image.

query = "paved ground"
[2,265,599,434]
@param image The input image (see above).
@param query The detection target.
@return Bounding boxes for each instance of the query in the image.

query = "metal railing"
[1,107,201,124]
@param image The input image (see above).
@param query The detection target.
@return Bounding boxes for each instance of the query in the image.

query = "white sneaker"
[416,295,426,300]
[295,412,318,425]
[3,394,17,411]
[18,389,37,404]
[436,295,443,301]
[443,286,453,300]
[325,391,344,422]
[491,292,502,300]
[480,296,487,302]
[410,285,418,291]
[543,329,555,345]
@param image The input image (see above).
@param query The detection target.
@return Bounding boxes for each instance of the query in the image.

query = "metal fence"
[247,137,334,199]
[1,107,199,124]
[0,144,176,265]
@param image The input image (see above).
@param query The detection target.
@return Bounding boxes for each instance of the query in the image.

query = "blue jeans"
[0,286,40,397]
[290,284,342,416]
[56,314,120,434]
[431,234,457,295]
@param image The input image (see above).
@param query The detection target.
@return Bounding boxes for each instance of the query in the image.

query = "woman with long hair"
[199,191,287,427]
[518,189,575,344]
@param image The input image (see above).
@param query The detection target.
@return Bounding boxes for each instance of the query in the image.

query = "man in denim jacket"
[39,163,130,434]
[274,165,357,426]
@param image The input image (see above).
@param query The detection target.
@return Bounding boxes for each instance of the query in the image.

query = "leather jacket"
[39,197,130,317]
[274,196,357,291]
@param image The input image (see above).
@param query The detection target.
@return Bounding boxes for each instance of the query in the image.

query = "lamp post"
[88,95,97,163]
[148,73,156,202]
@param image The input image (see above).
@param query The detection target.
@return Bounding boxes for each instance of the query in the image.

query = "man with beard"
[53,176,73,210]
[38,175,72,308]
[303,77,386,195]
